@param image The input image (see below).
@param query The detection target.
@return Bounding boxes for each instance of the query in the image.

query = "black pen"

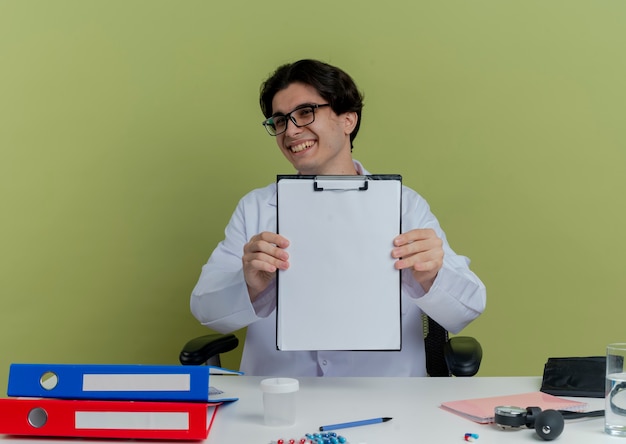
[319,417,392,431]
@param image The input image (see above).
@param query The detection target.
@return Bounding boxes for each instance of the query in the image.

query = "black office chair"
[422,315,482,376]
[180,315,482,377]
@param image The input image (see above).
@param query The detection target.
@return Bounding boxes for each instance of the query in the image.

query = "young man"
[190,59,486,376]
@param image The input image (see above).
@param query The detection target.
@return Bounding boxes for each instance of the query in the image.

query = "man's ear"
[343,111,358,136]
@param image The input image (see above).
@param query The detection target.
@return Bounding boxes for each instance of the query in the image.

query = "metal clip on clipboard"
[313,176,369,191]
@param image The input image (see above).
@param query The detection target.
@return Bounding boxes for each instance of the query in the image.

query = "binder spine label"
[75,411,190,430]
[82,374,191,392]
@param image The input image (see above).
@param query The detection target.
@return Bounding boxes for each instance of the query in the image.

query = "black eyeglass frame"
[262,103,330,136]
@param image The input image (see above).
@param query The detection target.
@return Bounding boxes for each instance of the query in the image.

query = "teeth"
[291,140,314,153]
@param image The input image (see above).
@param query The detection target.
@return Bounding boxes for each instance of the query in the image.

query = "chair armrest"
[179,333,239,366]
[444,336,483,377]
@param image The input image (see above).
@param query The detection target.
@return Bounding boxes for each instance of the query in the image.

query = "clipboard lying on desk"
[276,174,402,351]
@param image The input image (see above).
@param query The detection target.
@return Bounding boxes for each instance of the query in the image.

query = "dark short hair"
[259,59,364,148]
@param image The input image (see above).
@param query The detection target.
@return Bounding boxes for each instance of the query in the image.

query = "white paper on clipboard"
[276,174,402,351]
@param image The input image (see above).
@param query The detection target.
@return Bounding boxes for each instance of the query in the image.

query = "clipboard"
[276,174,402,351]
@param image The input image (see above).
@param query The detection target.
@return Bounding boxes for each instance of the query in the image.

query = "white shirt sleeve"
[400,186,486,334]
[404,265,485,333]
[190,184,278,333]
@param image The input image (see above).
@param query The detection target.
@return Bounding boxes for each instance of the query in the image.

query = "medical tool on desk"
[494,405,604,441]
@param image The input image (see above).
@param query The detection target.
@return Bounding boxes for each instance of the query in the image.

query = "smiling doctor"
[190,59,486,377]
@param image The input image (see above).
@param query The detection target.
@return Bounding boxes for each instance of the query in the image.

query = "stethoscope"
[494,404,606,441]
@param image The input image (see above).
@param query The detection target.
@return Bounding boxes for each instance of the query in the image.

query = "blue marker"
[319,417,392,431]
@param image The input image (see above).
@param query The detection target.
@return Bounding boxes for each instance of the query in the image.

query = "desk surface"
[0,376,610,444]
[209,376,608,444]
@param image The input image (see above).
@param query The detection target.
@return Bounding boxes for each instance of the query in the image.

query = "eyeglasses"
[262,103,330,136]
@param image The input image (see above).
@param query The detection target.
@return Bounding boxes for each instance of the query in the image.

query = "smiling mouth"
[290,140,315,153]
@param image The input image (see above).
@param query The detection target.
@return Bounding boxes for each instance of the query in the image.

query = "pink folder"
[441,391,588,424]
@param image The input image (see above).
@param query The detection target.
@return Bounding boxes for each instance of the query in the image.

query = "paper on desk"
[441,391,588,424]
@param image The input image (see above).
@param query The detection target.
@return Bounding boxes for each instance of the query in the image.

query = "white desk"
[0,376,611,444]
[208,376,609,444]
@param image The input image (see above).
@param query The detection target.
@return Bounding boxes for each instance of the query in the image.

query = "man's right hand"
[242,231,290,301]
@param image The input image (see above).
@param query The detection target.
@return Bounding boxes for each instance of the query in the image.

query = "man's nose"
[284,117,302,136]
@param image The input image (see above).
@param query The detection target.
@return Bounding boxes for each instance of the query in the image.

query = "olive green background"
[1,0,625,388]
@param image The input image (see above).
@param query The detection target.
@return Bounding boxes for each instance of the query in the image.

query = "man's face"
[271,82,357,175]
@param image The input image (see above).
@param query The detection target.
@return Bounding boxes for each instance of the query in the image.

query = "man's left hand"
[392,228,443,292]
